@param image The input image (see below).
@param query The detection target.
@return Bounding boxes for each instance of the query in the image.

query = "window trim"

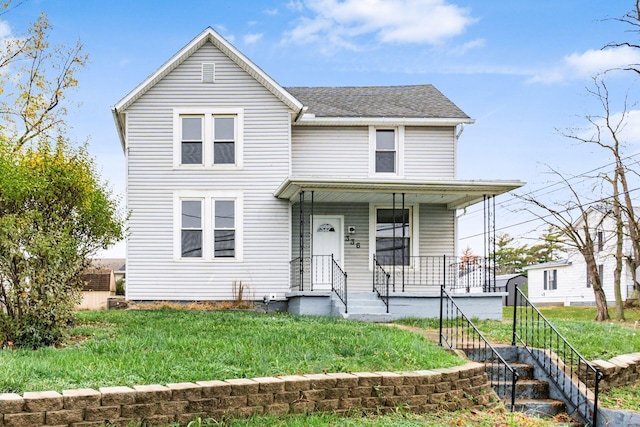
[369,125,404,177]
[173,108,244,169]
[173,190,243,262]
[368,203,419,269]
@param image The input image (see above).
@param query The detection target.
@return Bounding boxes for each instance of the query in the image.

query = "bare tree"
[0,3,87,150]
[519,171,611,321]
[605,0,640,75]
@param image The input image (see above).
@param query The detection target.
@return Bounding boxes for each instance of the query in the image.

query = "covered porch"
[275,177,523,320]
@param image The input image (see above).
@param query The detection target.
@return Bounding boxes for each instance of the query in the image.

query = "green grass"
[397,306,640,361]
[187,408,563,426]
[600,382,640,411]
[0,309,462,393]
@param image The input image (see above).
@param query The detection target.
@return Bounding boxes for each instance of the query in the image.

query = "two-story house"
[112,28,523,318]
[526,208,636,306]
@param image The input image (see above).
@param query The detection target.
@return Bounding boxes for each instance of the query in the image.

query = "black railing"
[374,255,497,292]
[289,256,304,291]
[512,286,602,427]
[373,255,390,313]
[331,255,348,313]
[439,286,518,409]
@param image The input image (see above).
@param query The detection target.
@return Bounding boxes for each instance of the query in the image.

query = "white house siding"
[291,127,369,178]
[126,42,293,301]
[404,127,455,180]
[291,126,456,179]
[291,202,455,290]
[527,213,634,306]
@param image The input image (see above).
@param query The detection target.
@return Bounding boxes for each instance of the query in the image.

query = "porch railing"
[375,255,497,292]
[439,286,518,409]
[512,286,602,427]
[373,255,390,313]
[331,255,347,313]
[289,256,348,312]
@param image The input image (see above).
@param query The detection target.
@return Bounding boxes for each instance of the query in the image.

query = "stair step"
[494,379,550,400]
[342,313,395,322]
[484,362,534,380]
[511,398,567,418]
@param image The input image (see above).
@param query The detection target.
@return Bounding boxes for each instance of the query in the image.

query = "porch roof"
[274,177,524,209]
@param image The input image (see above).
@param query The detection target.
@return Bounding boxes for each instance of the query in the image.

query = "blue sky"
[2,0,639,257]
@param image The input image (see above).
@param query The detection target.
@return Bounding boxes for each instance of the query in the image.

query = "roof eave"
[293,116,475,126]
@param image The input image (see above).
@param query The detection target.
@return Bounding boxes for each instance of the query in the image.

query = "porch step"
[335,292,390,321]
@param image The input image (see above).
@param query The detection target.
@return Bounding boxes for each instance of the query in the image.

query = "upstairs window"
[596,230,604,252]
[181,117,203,165]
[214,117,235,165]
[544,269,557,290]
[174,108,243,168]
[375,129,396,173]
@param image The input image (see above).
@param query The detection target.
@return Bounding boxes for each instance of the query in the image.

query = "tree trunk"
[585,249,610,321]
[613,168,625,320]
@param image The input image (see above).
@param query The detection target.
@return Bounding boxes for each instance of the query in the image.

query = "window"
[375,208,410,266]
[174,191,243,261]
[214,200,235,257]
[181,116,203,165]
[544,269,557,290]
[375,129,396,173]
[181,200,203,258]
[173,108,243,168]
[597,230,604,252]
[214,117,235,164]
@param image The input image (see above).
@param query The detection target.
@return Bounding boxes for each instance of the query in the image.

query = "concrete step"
[342,312,395,322]
[484,362,534,381]
[511,399,568,419]
[495,379,550,400]
[464,345,520,364]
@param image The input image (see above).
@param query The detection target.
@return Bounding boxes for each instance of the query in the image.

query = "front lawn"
[0,309,463,393]
[397,306,640,361]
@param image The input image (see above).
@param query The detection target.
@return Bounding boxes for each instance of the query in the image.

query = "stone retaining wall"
[591,352,640,391]
[0,362,496,427]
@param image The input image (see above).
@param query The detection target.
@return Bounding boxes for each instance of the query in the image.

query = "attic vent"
[202,63,215,83]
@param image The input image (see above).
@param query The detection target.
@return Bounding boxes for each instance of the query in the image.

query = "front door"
[312,215,343,290]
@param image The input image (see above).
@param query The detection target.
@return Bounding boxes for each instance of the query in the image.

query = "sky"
[2,0,639,258]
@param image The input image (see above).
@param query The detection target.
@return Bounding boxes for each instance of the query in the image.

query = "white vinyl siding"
[125,41,292,301]
[291,125,455,180]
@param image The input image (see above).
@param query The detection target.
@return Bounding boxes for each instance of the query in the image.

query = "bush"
[0,140,124,348]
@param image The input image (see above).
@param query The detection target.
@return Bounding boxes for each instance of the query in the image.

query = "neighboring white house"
[112,27,523,307]
[525,209,635,306]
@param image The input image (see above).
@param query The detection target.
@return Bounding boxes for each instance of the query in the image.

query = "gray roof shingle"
[284,85,469,119]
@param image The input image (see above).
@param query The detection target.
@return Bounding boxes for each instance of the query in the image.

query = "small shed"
[495,274,527,306]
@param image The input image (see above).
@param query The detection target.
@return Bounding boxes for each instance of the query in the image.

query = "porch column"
[402,192,405,292]
[483,195,496,292]
[392,192,396,292]
[299,191,304,291]
[310,190,314,291]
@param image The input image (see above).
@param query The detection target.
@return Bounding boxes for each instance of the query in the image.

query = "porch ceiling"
[274,177,525,209]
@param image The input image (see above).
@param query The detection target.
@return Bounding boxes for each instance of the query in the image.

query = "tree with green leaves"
[491,229,562,275]
[0,3,124,348]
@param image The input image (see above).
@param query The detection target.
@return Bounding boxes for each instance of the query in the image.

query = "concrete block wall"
[590,352,640,390]
[0,362,496,427]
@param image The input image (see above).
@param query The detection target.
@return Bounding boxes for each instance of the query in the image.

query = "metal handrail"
[439,286,518,410]
[512,286,602,426]
[373,255,390,313]
[331,255,348,313]
[289,257,303,291]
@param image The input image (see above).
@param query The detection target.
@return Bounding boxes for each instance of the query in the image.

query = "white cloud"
[287,1,304,12]
[530,46,640,84]
[264,8,279,15]
[0,19,11,39]
[283,0,477,51]
[449,38,485,55]
[576,110,640,145]
[243,33,264,45]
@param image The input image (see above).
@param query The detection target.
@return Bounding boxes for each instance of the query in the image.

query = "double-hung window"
[214,200,235,257]
[375,208,411,266]
[175,191,243,261]
[543,269,557,290]
[375,129,396,173]
[174,108,243,168]
[181,200,203,258]
[181,117,203,165]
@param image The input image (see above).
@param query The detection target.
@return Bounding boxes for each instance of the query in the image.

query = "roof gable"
[112,27,303,146]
